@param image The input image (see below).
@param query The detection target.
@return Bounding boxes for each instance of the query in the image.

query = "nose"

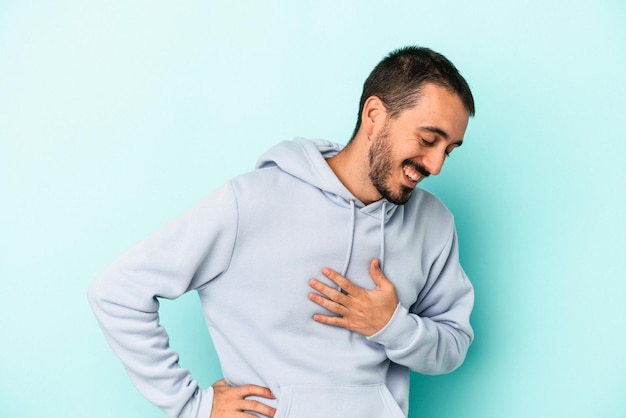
[423,149,446,176]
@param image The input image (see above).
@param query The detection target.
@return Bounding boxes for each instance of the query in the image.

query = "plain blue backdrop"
[1,1,625,417]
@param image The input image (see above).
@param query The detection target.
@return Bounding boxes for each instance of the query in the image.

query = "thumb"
[369,258,389,287]
[212,378,228,388]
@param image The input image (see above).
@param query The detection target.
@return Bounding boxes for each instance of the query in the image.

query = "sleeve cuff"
[366,303,419,350]
[195,386,214,418]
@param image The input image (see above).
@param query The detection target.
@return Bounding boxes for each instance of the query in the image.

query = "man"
[88,46,475,418]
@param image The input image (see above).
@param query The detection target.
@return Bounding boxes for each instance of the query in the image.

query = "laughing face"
[366,83,470,205]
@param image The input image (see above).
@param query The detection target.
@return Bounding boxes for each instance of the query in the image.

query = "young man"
[89,46,475,418]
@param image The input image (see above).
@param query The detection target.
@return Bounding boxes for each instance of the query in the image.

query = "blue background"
[1,1,625,417]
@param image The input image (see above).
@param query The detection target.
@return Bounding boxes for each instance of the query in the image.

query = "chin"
[381,187,413,205]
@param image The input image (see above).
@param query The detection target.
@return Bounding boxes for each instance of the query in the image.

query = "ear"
[361,96,387,138]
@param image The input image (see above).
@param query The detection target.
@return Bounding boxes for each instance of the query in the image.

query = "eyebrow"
[420,126,463,146]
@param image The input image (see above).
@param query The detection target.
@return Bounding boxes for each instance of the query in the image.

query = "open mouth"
[403,164,422,184]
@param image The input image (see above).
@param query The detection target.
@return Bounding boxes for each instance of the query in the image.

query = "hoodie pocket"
[275,384,405,418]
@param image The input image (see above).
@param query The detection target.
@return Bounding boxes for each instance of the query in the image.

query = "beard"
[367,124,429,205]
[368,125,413,205]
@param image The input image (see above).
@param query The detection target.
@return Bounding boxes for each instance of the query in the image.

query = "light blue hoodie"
[88,138,474,418]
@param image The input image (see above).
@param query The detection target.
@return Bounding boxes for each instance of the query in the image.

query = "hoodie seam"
[425,221,455,281]
[296,139,358,204]
[414,220,456,310]
[216,181,240,279]
[439,220,456,263]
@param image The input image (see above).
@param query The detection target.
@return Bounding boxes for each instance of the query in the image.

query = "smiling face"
[366,83,470,205]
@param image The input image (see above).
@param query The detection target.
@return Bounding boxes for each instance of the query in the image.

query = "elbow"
[87,276,103,310]
[420,326,473,375]
[87,272,111,312]
[86,272,123,317]
[438,345,469,375]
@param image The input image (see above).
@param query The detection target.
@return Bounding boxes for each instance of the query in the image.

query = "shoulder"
[228,166,312,212]
[230,165,294,194]
[394,188,456,243]
[408,188,454,223]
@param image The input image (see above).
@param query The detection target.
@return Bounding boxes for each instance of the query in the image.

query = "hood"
[256,138,397,220]
[256,138,399,274]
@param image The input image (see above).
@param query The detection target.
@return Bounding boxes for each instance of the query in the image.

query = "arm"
[88,183,240,417]
[310,225,474,375]
[370,225,474,374]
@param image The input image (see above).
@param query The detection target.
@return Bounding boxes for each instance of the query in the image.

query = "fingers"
[212,378,228,388]
[313,261,389,294]
[308,265,372,314]
[311,311,346,328]
[212,382,275,400]
[308,285,348,317]
[239,399,277,418]
[213,379,274,397]
[308,273,351,327]
[321,267,356,294]
[369,258,389,288]
[308,261,399,336]
[309,276,349,300]
[211,380,276,418]
[308,294,348,321]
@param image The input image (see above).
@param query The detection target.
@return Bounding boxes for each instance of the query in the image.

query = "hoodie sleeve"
[87,182,239,418]
[366,224,474,375]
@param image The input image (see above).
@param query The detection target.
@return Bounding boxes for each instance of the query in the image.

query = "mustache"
[403,160,431,178]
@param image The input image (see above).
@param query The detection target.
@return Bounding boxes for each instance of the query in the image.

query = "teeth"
[403,165,420,182]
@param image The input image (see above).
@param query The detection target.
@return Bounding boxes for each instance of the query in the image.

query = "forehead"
[396,83,469,142]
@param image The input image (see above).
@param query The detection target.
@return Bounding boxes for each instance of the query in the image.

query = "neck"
[326,138,381,205]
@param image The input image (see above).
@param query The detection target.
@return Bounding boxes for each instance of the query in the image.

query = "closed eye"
[420,138,435,147]
[445,144,461,158]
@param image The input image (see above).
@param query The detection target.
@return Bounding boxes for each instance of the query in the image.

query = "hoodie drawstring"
[379,201,386,271]
[340,200,387,278]
[341,200,356,277]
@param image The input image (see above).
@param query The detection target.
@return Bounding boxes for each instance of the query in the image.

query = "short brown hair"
[351,46,475,139]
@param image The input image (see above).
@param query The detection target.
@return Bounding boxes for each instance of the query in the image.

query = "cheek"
[397,142,423,162]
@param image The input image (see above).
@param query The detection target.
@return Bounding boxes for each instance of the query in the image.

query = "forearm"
[88,183,239,417]
[366,303,473,374]
[88,279,213,417]
[368,223,475,374]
